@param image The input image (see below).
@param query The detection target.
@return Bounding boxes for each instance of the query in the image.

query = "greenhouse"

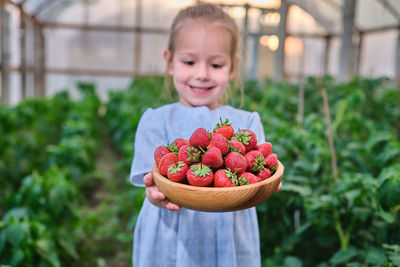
[1,0,400,266]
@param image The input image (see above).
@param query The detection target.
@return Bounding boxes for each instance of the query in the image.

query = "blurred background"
[1,0,399,104]
[1,0,399,266]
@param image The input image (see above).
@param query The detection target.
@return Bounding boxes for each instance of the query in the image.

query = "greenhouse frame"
[0,0,400,105]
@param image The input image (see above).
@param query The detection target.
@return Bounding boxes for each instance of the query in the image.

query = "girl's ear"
[164,50,173,75]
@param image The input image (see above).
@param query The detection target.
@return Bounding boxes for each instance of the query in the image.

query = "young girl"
[130,3,275,266]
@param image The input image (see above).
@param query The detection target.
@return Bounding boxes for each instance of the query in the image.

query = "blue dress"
[130,103,265,267]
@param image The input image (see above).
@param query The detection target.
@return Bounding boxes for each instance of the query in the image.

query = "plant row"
[242,77,400,266]
[0,83,101,267]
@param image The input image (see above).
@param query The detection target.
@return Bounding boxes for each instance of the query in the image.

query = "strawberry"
[208,132,229,155]
[202,147,223,169]
[154,145,171,166]
[224,151,247,175]
[214,169,238,187]
[228,140,246,155]
[238,172,259,185]
[265,153,278,169]
[189,128,210,149]
[166,142,179,155]
[232,129,258,152]
[186,163,214,187]
[213,118,234,140]
[257,168,271,181]
[158,153,178,176]
[167,161,189,183]
[178,145,201,166]
[173,138,190,149]
[244,150,266,172]
[257,142,272,158]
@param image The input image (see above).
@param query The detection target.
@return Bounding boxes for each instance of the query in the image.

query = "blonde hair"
[164,3,243,107]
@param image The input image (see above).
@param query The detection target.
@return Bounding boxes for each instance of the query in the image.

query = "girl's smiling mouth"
[189,85,215,95]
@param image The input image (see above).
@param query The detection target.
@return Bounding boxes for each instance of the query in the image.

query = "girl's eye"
[211,64,222,69]
[184,61,195,66]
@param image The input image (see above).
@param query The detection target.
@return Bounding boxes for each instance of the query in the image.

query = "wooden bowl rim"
[152,160,284,192]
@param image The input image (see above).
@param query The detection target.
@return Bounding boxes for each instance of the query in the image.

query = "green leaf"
[0,231,6,252]
[343,189,361,206]
[190,164,211,178]
[365,132,392,152]
[5,223,25,247]
[352,207,371,222]
[377,210,395,223]
[36,238,61,267]
[364,246,387,265]
[280,184,311,197]
[383,244,400,265]
[10,249,24,266]
[330,247,358,265]
[58,236,79,260]
[3,207,29,223]
[283,256,303,267]
[377,165,400,211]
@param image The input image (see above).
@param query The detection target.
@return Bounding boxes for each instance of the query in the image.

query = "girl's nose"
[195,63,209,80]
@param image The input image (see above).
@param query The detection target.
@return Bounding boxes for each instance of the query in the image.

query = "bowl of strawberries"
[152,119,284,212]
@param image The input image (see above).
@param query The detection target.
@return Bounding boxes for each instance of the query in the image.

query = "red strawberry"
[186,163,214,187]
[202,147,223,169]
[214,169,238,187]
[244,150,266,172]
[238,172,259,185]
[257,168,271,181]
[178,145,201,166]
[213,118,234,140]
[232,129,258,152]
[224,152,247,175]
[167,161,189,183]
[228,140,246,155]
[257,142,272,158]
[189,128,210,149]
[265,153,278,169]
[173,138,190,149]
[154,145,170,166]
[158,153,178,176]
[208,132,229,155]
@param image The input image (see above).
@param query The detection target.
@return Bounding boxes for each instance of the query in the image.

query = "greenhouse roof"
[8,0,400,35]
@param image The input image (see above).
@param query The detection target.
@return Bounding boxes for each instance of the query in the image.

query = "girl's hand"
[143,173,181,211]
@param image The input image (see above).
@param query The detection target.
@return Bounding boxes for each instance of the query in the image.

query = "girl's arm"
[143,172,181,211]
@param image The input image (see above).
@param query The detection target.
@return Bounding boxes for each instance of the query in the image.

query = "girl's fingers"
[160,199,181,211]
[146,184,181,211]
[147,185,165,201]
[144,172,181,211]
[143,173,154,187]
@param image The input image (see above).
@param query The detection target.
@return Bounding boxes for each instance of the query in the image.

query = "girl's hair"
[164,3,244,107]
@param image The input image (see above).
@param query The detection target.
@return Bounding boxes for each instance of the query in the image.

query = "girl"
[130,3,277,266]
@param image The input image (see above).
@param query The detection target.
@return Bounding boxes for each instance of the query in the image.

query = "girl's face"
[165,19,235,110]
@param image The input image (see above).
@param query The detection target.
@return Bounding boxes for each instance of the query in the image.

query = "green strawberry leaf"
[168,162,185,174]
[232,131,251,145]
[191,164,211,177]
[239,177,250,186]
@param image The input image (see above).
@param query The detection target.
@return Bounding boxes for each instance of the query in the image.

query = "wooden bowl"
[152,161,284,212]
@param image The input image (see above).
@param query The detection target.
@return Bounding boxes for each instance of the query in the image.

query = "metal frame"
[1,0,400,104]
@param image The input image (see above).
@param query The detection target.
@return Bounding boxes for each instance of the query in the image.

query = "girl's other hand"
[143,173,181,211]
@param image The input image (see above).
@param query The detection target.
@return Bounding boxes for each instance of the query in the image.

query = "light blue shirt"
[130,102,265,267]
